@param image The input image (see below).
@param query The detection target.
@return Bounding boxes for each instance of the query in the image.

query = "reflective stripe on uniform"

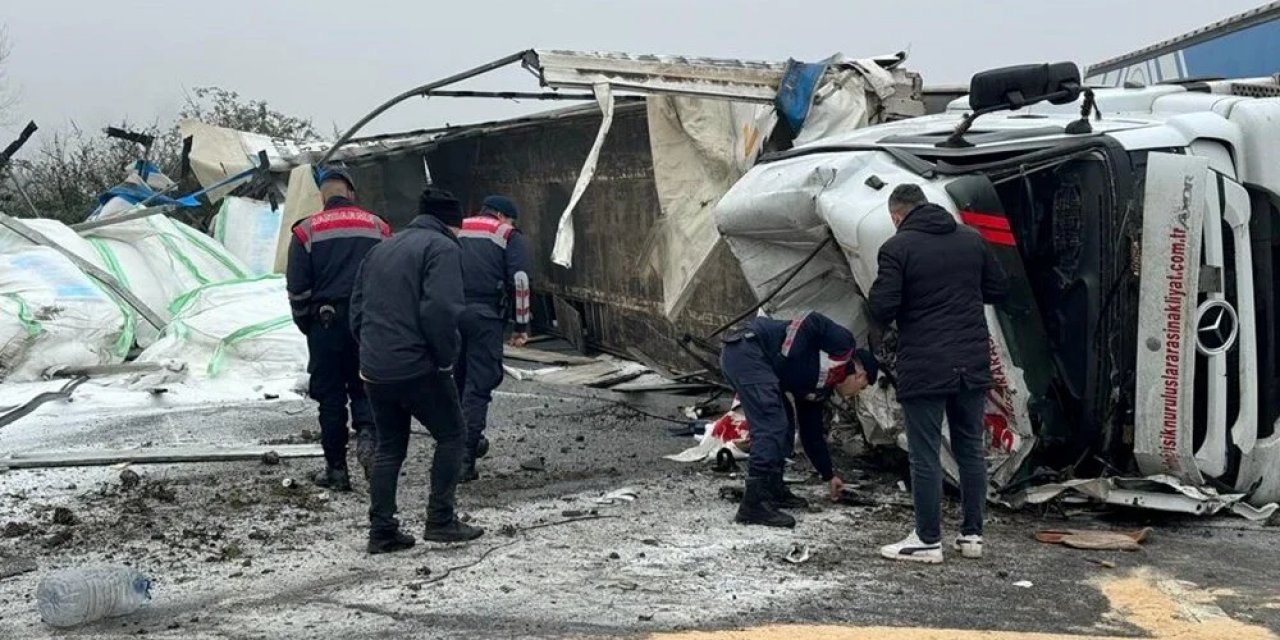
[289,289,313,301]
[459,215,514,249]
[779,312,809,357]
[513,271,531,325]
[818,349,852,389]
[292,207,390,252]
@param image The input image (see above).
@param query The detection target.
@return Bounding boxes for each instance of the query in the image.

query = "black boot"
[367,529,416,554]
[355,430,376,482]
[735,477,796,528]
[771,474,809,510]
[460,458,479,484]
[475,436,490,460]
[422,518,485,543]
[312,467,352,492]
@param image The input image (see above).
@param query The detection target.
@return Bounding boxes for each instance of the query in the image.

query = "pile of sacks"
[0,212,303,383]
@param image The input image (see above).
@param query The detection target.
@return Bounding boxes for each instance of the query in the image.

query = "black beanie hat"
[419,187,463,227]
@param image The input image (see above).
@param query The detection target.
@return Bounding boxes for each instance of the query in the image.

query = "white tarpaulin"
[139,276,305,380]
[178,120,311,203]
[212,197,283,276]
[273,164,322,274]
[645,96,776,319]
[551,83,614,268]
[85,215,251,346]
[0,246,128,381]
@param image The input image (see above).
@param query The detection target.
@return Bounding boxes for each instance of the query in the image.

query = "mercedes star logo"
[1195,300,1239,356]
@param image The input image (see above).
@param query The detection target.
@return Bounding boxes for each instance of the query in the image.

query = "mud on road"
[2,379,1279,639]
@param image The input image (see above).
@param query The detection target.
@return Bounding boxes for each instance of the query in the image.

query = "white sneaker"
[953,535,984,559]
[879,532,943,564]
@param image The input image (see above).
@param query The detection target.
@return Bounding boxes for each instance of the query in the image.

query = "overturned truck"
[715,63,1280,509]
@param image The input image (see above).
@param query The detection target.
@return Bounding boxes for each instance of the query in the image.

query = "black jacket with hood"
[867,203,1010,400]
[350,215,464,384]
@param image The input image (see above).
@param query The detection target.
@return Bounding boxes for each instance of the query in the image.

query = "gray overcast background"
[0,0,1267,142]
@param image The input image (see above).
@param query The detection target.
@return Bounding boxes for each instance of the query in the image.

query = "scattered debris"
[51,507,78,526]
[595,488,639,505]
[520,457,547,472]
[1035,527,1153,551]
[718,486,744,502]
[261,451,281,466]
[0,556,37,581]
[2,522,33,538]
[119,468,141,490]
[1013,580,1034,589]
[1019,476,1277,521]
[42,530,72,549]
[784,544,812,565]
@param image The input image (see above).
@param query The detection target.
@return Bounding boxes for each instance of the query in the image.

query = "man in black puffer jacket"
[868,184,1009,564]
[350,187,485,554]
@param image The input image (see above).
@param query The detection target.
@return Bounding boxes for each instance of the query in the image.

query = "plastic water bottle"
[36,566,152,628]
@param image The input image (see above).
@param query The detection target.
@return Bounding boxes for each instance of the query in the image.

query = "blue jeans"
[901,389,987,544]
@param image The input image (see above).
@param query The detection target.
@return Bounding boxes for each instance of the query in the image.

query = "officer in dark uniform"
[286,166,390,492]
[720,312,879,528]
[455,195,532,481]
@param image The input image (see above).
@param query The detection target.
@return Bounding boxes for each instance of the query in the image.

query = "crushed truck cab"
[716,66,1280,506]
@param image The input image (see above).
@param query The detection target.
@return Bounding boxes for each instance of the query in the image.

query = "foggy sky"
[0,0,1267,147]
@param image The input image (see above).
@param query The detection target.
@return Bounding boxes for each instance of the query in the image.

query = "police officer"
[351,187,484,553]
[455,195,532,481]
[720,312,878,528]
[286,166,390,492]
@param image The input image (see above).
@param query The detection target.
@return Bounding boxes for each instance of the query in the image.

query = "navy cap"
[852,349,879,385]
[482,195,519,219]
[314,165,356,190]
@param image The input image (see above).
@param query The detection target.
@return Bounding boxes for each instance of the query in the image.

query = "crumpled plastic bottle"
[36,566,152,628]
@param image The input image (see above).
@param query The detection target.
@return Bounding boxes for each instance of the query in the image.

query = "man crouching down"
[720,312,878,528]
[350,187,485,554]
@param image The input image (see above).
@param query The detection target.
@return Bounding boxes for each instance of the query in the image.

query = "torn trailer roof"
[169,48,925,373]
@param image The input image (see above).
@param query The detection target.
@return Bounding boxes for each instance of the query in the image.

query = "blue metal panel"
[1181,19,1280,78]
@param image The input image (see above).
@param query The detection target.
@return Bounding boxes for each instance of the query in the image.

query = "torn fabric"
[645,95,776,319]
[550,83,614,268]
[272,164,323,274]
[178,121,309,203]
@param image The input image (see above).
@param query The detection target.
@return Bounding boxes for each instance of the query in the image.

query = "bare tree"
[1,86,318,225]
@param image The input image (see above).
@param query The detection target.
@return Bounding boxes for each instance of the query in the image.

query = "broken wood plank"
[625,347,679,380]
[0,212,167,330]
[0,444,323,470]
[504,345,598,366]
[553,295,588,354]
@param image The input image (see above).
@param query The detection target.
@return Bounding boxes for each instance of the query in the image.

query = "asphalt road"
[1,378,1278,639]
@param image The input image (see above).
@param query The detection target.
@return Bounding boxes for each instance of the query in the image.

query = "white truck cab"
[715,64,1280,506]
